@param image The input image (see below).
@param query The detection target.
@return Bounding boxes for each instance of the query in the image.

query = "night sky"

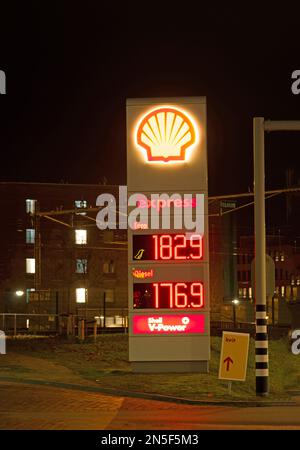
[1,4,300,197]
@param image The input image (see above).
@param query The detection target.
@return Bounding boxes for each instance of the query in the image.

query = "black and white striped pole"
[253,118,300,396]
[253,117,268,396]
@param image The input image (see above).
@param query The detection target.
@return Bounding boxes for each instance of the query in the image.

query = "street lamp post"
[253,117,300,397]
[232,299,239,328]
[254,117,268,397]
[14,291,24,336]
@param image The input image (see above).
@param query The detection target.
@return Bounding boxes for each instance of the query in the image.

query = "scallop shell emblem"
[136,107,196,162]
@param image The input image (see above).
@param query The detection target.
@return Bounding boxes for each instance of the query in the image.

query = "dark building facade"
[235,234,300,325]
[0,182,231,327]
[0,182,127,329]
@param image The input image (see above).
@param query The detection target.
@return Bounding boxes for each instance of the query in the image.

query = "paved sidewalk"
[1,380,300,430]
[0,381,123,430]
[0,380,236,430]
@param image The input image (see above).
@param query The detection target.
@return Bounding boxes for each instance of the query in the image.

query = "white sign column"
[127,97,210,372]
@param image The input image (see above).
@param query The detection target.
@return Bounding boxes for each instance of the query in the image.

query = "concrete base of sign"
[131,360,209,373]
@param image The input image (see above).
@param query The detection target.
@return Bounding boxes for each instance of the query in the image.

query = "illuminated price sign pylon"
[127,97,210,373]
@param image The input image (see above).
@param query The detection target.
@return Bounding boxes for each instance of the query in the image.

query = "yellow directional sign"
[218,331,250,381]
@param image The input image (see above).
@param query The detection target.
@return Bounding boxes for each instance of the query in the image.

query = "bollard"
[80,319,85,341]
[93,321,97,342]
[67,315,73,336]
[0,330,6,354]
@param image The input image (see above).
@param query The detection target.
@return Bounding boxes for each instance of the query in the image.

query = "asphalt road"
[0,381,300,430]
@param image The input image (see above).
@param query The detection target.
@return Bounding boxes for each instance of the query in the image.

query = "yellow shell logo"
[136,107,197,162]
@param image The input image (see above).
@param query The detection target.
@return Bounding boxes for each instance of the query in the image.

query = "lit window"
[238,288,243,298]
[26,199,36,214]
[75,200,87,215]
[275,252,279,262]
[297,278,300,286]
[242,288,247,298]
[249,287,252,298]
[76,288,87,303]
[281,286,285,297]
[26,258,35,274]
[291,276,295,286]
[280,253,285,262]
[76,259,87,274]
[75,229,87,245]
[26,229,35,244]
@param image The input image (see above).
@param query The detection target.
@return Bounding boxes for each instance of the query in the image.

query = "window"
[26,258,35,274]
[237,271,241,282]
[75,200,87,215]
[281,286,285,297]
[76,259,87,274]
[76,288,87,303]
[280,269,283,280]
[75,229,87,245]
[242,288,247,298]
[26,199,36,214]
[275,252,279,262]
[280,253,285,262]
[26,229,35,244]
[275,268,278,280]
[103,260,115,274]
[248,287,252,298]
[247,270,251,281]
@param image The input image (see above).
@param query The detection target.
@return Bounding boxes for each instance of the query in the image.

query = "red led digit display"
[133,234,203,261]
[133,282,204,309]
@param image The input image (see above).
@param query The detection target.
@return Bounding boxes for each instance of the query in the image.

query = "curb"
[0,376,296,407]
